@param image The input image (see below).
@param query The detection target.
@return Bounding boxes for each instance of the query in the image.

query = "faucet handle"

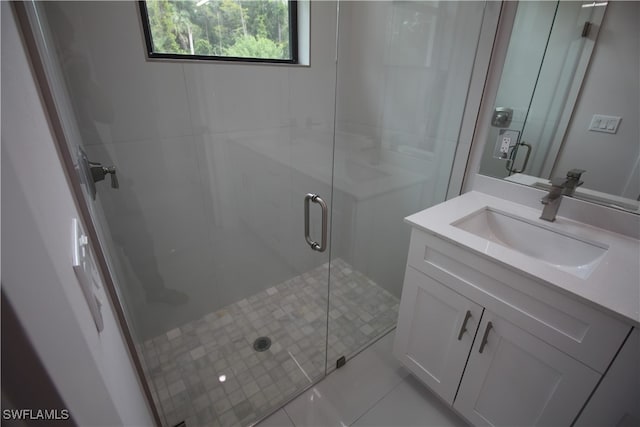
[564,169,585,195]
[567,168,586,180]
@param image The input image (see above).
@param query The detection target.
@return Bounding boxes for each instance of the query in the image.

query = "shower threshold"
[140,258,399,427]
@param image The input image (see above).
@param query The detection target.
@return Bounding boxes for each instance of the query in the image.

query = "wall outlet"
[589,115,621,134]
[493,129,520,160]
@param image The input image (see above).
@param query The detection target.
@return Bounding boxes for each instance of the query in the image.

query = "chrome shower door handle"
[304,193,328,252]
[506,141,532,174]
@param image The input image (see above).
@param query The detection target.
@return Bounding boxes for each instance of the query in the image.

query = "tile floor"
[140,259,400,426]
[258,331,467,427]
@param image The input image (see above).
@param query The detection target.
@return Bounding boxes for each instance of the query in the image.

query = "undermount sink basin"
[452,208,609,279]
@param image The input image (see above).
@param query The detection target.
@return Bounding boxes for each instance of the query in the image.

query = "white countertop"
[405,191,640,326]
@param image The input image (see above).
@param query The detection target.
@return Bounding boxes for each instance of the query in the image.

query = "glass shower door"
[23,0,493,424]
[25,1,337,425]
[328,0,489,364]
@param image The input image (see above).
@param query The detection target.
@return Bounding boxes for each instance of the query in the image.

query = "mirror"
[479,0,639,213]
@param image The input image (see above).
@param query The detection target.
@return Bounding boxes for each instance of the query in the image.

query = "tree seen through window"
[142,0,296,62]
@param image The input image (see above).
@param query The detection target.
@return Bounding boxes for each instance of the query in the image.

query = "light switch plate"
[72,218,104,332]
[589,114,621,134]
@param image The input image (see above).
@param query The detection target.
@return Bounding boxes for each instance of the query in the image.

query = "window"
[139,0,298,63]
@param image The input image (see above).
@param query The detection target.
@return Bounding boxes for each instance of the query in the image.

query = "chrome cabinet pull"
[479,321,493,354]
[457,310,472,340]
[304,193,327,252]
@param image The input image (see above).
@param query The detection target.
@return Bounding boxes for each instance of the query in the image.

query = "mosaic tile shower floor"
[140,259,400,427]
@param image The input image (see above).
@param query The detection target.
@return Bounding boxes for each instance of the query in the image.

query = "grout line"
[281,330,406,427]
[283,407,297,427]
[348,375,407,427]
[142,258,400,425]
[288,351,313,383]
[254,329,404,427]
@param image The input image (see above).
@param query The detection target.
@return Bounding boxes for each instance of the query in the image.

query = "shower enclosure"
[20,1,491,425]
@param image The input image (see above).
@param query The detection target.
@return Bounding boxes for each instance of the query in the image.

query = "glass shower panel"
[329,1,488,363]
[30,1,337,426]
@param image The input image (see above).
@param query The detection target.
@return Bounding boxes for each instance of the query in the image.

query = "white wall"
[335,1,484,158]
[1,3,154,425]
[553,0,639,198]
[39,1,339,340]
[35,1,488,341]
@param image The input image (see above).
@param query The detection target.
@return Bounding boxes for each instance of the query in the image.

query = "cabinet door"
[454,313,600,426]
[574,328,639,427]
[394,267,483,404]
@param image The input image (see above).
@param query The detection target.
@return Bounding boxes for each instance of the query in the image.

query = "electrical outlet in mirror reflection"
[493,129,520,160]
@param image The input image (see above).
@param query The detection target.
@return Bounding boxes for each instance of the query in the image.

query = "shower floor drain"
[253,336,272,352]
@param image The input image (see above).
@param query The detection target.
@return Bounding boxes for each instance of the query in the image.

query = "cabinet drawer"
[407,229,630,373]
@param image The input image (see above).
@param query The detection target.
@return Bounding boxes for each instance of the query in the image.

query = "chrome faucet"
[539,169,586,221]
[540,178,567,222]
[563,168,585,196]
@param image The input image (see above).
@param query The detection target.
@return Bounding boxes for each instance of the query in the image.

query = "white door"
[394,267,483,404]
[454,313,600,426]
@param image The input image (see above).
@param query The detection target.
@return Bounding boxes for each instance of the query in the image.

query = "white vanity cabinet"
[454,313,600,426]
[394,227,632,427]
[394,267,483,404]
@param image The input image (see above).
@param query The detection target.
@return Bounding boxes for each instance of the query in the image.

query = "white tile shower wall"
[336,2,484,149]
[84,135,208,258]
[183,64,290,134]
[47,1,340,340]
[333,2,485,297]
[50,1,194,143]
[46,1,485,334]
